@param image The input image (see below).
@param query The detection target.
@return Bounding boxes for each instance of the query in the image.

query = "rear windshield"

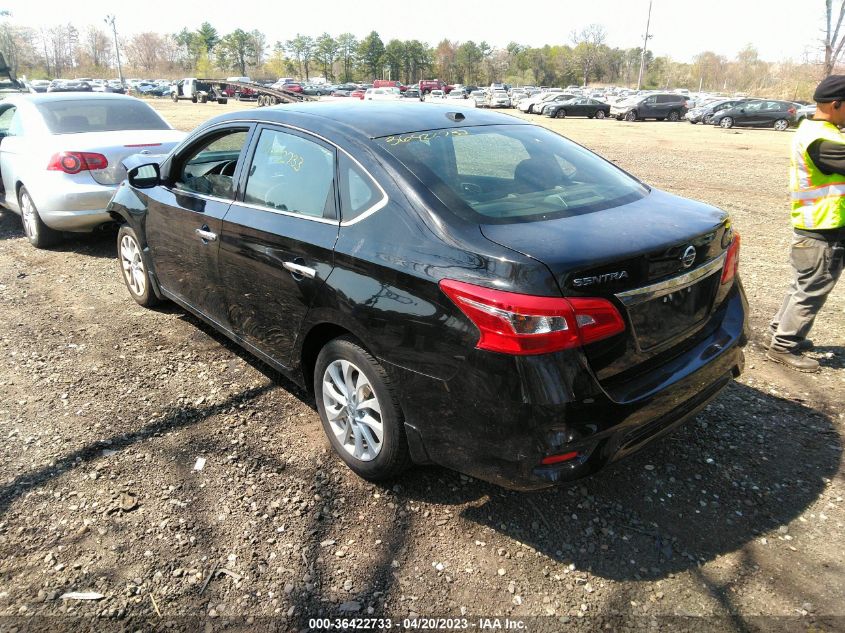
[376,124,648,224]
[36,99,170,134]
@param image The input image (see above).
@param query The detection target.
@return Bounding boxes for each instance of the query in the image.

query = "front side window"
[174,129,248,199]
[0,106,17,137]
[244,128,336,218]
[377,124,647,224]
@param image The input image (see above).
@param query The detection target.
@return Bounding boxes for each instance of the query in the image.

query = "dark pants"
[770,234,844,352]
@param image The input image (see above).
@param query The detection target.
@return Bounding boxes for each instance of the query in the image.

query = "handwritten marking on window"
[269,147,304,171]
[383,129,469,146]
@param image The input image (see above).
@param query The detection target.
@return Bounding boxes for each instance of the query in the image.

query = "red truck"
[418,79,454,94]
[373,79,407,92]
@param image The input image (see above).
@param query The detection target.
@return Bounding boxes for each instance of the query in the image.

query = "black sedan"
[685,98,747,124]
[545,97,610,119]
[109,103,747,490]
[710,99,797,131]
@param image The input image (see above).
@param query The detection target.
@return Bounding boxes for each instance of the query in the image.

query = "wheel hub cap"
[322,359,384,462]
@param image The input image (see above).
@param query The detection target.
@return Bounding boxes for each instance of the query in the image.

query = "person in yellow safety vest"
[768,75,845,372]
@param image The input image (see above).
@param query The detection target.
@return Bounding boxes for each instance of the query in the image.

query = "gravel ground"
[0,101,842,632]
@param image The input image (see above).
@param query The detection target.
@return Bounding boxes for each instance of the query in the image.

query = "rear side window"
[339,154,383,222]
[244,128,336,218]
[35,99,170,134]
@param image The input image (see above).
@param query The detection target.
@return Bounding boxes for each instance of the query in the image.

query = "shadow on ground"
[0,207,115,258]
[394,381,841,582]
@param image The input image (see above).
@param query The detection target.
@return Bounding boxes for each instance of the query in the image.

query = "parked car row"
[686,98,799,131]
[0,94,748,491]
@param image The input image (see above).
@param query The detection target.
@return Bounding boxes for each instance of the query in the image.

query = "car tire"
[217,96,227,105]
[657,117,665,121]
[19,187,61,249]
[171,92,178,102]
[625,110,637,122]
[719,116,734,129]
[314,336,411,482]
[191,95,198,103]
[199,94,208,104]
[774,118,789,131]
[595,110,606,119]
[667,110,680,122]
[117,225,159,307]
[555,109,566,119]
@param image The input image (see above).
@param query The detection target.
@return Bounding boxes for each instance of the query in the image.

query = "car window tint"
[453,132,530,178]
[379,125,647,224]
[339,154,382,222]
[744,102,762,112]
[174,130,248,199]
[35,99,169,134]
[244,129,335,218]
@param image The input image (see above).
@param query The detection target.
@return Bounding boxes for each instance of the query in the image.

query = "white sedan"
[364,88,402,101]
[0,93,185,248]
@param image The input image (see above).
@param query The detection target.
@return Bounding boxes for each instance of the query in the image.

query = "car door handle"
[195,228,217,242]
[283,261,316,279]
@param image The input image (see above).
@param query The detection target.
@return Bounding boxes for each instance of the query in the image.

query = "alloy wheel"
[596,110,606,119]
[120,233,146,297]
[720,117,734,129]
[322,359,384,462]
[19,191,38,239]
[774,119,789,131]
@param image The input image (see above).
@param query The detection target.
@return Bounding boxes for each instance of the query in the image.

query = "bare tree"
[823,0,845,77]
[571,24,606,86]
[82,25,111,69]
[126,32,162,72]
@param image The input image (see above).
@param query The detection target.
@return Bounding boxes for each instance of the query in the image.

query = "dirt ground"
[0,98,843,632]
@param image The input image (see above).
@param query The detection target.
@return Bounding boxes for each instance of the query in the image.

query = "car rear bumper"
[29,178,117,232]
[387,282,748,491]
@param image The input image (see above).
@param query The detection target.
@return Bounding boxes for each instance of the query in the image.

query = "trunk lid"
[479,188,733,381]
[52,130,186,185]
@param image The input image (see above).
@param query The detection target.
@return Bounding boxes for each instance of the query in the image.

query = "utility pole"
[636,0,653,91]
[103,14,123,85]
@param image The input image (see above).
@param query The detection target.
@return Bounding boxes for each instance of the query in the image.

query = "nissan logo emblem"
[681,245,696,268]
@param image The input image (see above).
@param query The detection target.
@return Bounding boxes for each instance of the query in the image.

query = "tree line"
[0,20,822,99]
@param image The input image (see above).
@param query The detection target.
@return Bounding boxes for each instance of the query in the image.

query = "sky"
[5,0,828,63]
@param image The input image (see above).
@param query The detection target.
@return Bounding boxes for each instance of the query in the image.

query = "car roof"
[203,102,529,140]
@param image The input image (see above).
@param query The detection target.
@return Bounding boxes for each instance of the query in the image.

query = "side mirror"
[127,163,160,189]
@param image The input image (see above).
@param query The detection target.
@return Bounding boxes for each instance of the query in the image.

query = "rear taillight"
[540,451,580,465]
[47,152,108,174]
[439,279,625,355]
[720,232,741,285]
[788,107,796,115]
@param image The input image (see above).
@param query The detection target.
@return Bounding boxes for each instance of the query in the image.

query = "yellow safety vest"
[790,118,845,230]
